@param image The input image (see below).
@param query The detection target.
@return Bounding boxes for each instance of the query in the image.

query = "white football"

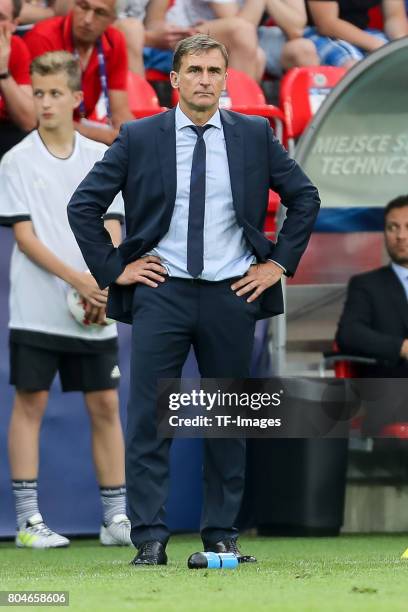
[67,286,115,328]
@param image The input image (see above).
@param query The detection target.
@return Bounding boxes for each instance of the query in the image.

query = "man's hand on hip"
[115,256,167,287]
[231,261,284,303]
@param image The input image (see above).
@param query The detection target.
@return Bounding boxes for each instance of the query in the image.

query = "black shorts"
[9,341,121,393]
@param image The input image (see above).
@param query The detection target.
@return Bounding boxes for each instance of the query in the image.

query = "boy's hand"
[73,271,108,307]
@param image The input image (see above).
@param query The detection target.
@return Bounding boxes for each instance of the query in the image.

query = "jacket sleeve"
[266,123,321,275]
[336,276,404,366]
[67,124,130,289]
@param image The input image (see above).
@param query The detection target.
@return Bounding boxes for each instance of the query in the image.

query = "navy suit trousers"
[126,277,260,547]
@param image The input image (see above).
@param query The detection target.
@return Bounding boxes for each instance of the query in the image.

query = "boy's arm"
[82,218,122,322]
[13,220,108,310]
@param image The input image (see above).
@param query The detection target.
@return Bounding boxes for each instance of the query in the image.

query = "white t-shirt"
[0,131,124,340]
[116,0,149,20]
[167,0,239,27]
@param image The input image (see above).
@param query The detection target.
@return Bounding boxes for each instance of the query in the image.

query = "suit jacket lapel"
[157,108,177,224]
[386,266,408,329]
[220,110,245,222]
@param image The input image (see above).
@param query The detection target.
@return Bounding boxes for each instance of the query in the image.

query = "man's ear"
[73,90,84,110]
[170,70,179,89]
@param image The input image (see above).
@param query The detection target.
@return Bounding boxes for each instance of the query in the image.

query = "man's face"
[72,0,116,45]
[385,206,408,266]
[0,0,14,27]
[32,72,82,130]
[170,49,227,114]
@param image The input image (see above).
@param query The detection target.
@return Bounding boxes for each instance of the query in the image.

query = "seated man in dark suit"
[336,195,408,431]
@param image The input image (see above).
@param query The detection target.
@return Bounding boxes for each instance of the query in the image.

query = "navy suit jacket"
[336,266,408,368]
[68,108,320,324]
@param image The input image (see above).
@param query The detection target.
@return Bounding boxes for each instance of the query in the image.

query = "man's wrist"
[267,259,286,273]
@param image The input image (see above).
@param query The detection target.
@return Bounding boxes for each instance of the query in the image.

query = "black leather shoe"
[130,541,168,566]
[203,538,257,563]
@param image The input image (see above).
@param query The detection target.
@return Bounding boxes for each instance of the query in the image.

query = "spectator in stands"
[0,0,36,159]
[305,0,408,69]
[259,0,319,78]
[24,0,134,144]
[166,0,267,81]
[115,0,193,75]
[0,51,131,549]
[166,1,318,81]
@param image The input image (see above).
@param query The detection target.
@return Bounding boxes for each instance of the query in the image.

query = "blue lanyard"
[75,39,111,122]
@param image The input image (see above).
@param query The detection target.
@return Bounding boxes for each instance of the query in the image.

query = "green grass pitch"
[1,534,408,611]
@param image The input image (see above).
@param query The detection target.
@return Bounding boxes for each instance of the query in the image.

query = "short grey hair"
[172,34,228,72]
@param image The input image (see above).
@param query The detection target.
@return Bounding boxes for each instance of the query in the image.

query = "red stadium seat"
[126,71,168,118]
[264,190,280,238]
[279,66,346,155]
[87,72,167,124]
[325,344,408,439]
[368,5,384,30]
[145,68,170,84]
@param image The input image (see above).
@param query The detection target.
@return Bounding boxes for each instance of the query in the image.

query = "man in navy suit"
[337,195,408,433]
[68,33,320,566]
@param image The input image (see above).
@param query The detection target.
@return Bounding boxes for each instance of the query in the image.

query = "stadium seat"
[324,345,408,439]
[279,66,346,155]
[145,68,170,84]
[264,190,281,238]
[126,72,168,118]
[87,72,167,124]
[367,5,384,30]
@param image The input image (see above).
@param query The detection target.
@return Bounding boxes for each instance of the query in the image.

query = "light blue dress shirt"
[391,262,408,300]
[148,105,256,280]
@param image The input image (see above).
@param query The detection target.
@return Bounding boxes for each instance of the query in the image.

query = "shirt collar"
[391,261,408,284]
[175,104,221,132]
